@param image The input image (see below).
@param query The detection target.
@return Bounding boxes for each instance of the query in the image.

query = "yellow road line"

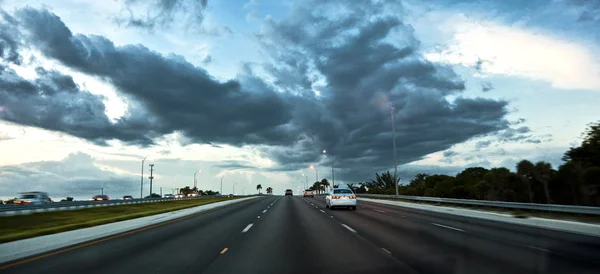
[0,203,233,270]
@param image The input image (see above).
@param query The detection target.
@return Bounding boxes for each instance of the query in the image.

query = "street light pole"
[391,106,399,197]
[220,176,224,195]
[322,149,334,190]
[233,182,238,195]
[302,174,308,189]
[140,156,148,199]
[194,169,202,189]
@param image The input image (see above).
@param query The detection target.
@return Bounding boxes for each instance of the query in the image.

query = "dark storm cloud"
[443,150,457,157]
[213,160,256,170]
[481,81,494,92]
[1,4,515,184]
[12,7,295,146]
[0,10,22,65]
[117,0,207,31]
[256,0,511,181]
[566,0,600,22]
[0,65,156,145]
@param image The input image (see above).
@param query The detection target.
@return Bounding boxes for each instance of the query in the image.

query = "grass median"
[0,197,239,243]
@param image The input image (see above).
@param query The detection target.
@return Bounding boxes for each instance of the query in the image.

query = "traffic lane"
[203,195,418,274]
[358,198,600,264]
[307,196,600,274]
[1,196,278,274]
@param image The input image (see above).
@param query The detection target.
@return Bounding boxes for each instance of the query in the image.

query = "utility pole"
[160,187,162,197]
[391,106,398,197]
[101,187,104,195]
[149,164,155,197]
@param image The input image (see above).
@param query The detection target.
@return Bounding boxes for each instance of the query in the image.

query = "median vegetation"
[0,197,236,243]
[350,121,600,207]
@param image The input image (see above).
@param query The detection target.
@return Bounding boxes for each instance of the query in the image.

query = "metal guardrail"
[0,195,232,217]
[357,194,600,216]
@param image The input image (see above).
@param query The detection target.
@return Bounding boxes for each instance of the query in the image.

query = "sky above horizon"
[0,0,599,200]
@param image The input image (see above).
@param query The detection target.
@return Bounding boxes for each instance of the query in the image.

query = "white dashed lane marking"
[341,224,357,233]
[242,223,254,233]
[431,223,465,232]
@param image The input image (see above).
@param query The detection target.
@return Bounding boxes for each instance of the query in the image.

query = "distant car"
[303,190,315,198]
[122,195,133,200]
[164,194,175,199]
[175,194,184,199]
[228,194,234,198]
[187,193,198,197]
[326,188,356,210]
[285,189,293,196]
[14,192,51,205]
[92,195,110,201]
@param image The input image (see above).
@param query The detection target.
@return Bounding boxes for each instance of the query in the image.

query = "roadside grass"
[0,197,238,243]
[358,197,600,224]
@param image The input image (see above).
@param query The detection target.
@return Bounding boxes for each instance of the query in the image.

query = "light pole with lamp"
[194,169,202,190]
[322,149,334,190]
[390,105,399,197]
[140,155,148,198]
[220,176,225,195]
[310,165,318,193]
[302,173,308,190]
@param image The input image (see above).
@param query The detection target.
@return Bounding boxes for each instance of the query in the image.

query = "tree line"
[348,122,600,206]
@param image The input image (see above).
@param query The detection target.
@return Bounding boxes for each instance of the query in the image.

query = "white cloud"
[424,19,600,91]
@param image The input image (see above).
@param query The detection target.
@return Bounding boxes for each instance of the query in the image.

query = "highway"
[1,195,599,274]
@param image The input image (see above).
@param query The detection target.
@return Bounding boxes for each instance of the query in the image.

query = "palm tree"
[320,178,330,192]
[256,184,263,194]
[266,187,273,195]
[516,160,535,203]
[312,181,321,194]
[347,183,357,192]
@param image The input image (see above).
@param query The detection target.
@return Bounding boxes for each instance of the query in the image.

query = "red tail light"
[332,196,340,199]
[350,195,356,199]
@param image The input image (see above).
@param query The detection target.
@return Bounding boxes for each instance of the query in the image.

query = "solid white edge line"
[242,223,254,233]
[381,248,392,254]
[431,223,465,232]
[262,209,267,213]
[341,224,357,233]
[320,210,325,213]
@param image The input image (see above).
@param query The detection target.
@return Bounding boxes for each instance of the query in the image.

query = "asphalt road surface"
[1,195,599,274]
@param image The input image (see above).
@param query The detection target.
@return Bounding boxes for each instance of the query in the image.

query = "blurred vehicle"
[175,194,184,198]
[122,195,133,200]
[14,192,51,205]
[92,195,110,201]
[285,189,293,196]
[326,188,356,210]
[303,190,315,198]
[164,194,175,199]
[187,193,198,197]
[228,194,234,197]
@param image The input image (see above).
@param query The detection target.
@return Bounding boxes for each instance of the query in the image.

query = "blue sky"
[0,0,598,200]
